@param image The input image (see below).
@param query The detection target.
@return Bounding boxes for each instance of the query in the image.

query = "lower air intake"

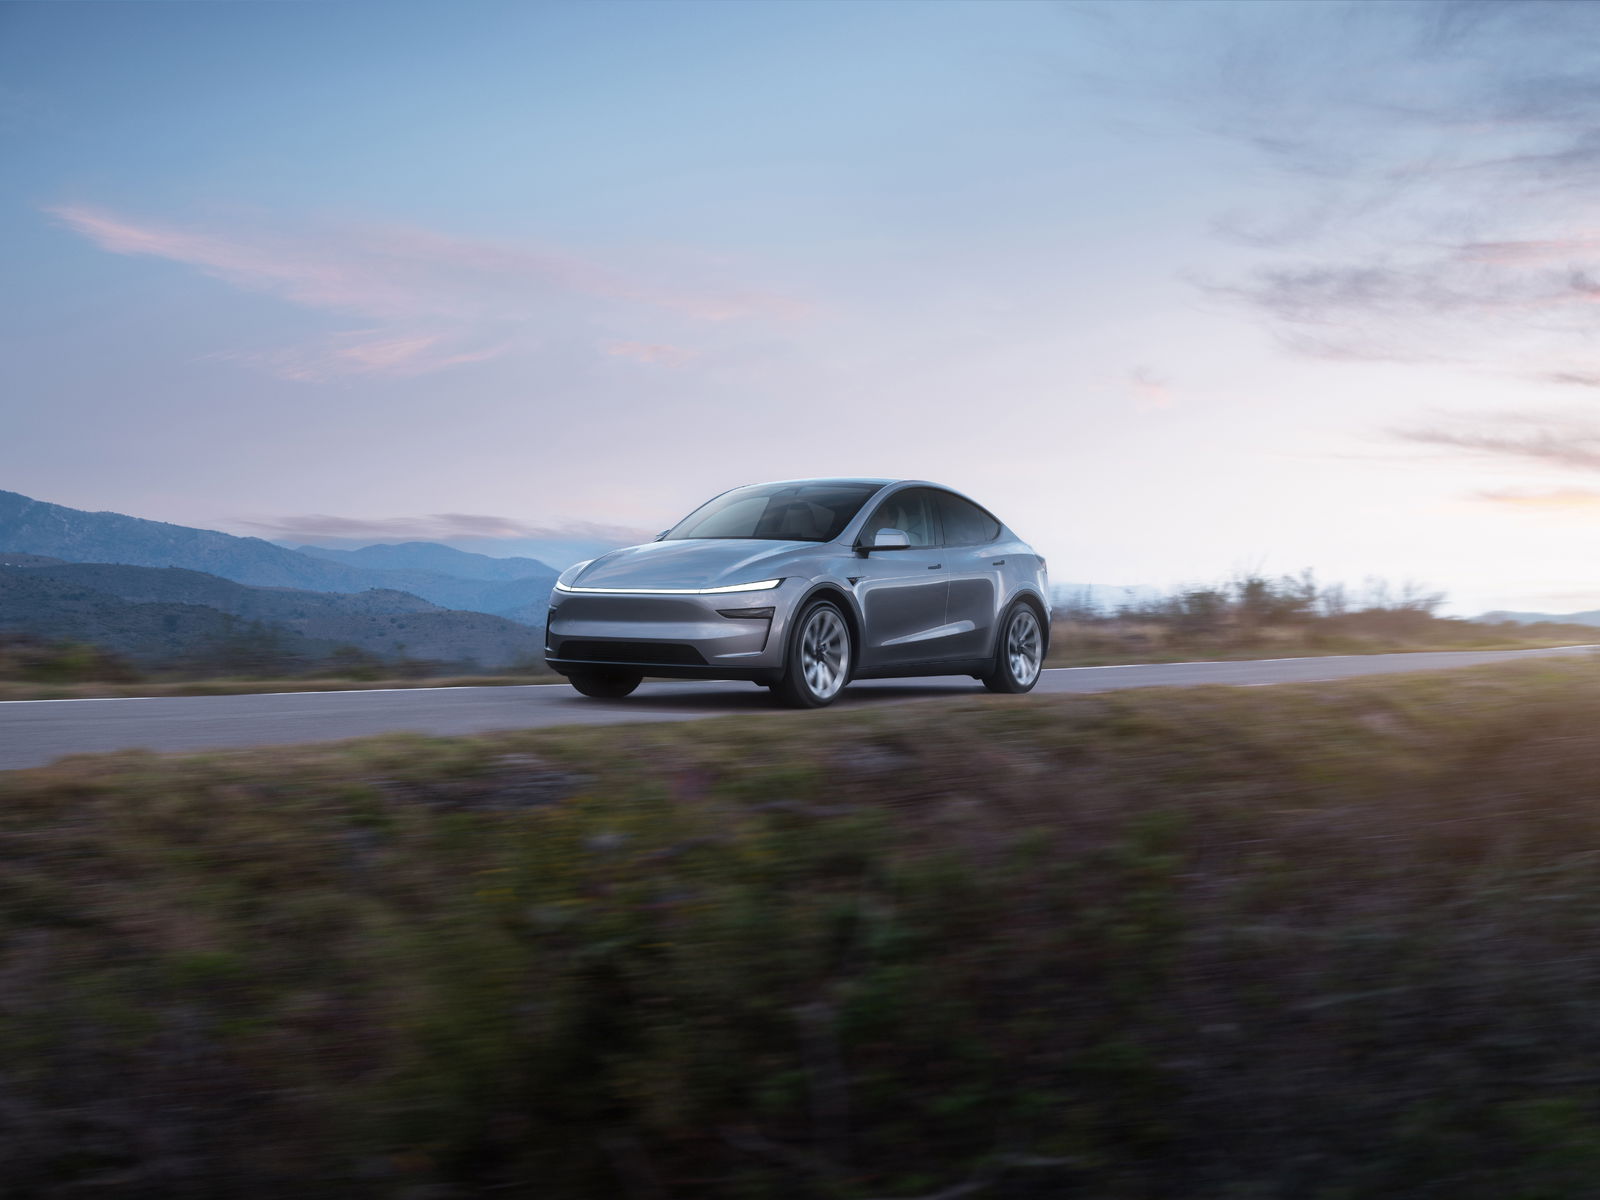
[558,641,707,666]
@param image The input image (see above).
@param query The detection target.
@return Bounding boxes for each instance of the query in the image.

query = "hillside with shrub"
[1049,572,1597,665]
[0,560,544,673]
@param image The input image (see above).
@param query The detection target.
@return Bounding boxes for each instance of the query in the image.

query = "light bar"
[554,578,784,595]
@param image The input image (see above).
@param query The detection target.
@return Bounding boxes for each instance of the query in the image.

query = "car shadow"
[561,681,985,712]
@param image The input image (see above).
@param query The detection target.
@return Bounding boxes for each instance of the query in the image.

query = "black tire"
[566,668,642,699]
[981,601,1045,694]
[773,599,853,709]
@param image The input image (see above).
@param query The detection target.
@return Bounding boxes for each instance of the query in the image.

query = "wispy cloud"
[236,512,654,544]
[211,330,519,381]
[1184,2,1600,375]
[1212,249,1600,365]
[604,340,699,368]
[1475,486,1600,511]
[1394,414,1600,473]
[46,204,805,379]
[1457,238,1600,265]
[1390,407,1600,515]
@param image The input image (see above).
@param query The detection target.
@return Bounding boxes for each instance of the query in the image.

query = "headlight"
[553,577,785,595]
[695,578,783,594]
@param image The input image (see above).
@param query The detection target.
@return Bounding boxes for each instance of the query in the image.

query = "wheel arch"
[794,581,862,668]
[997,587,1051,659]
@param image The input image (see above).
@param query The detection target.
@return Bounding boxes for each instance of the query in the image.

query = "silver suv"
[544,478,1049,707]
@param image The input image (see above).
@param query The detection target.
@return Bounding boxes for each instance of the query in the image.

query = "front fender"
[790,578,867,660]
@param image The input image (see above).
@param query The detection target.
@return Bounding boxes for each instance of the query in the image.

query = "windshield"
[664,482,883,542]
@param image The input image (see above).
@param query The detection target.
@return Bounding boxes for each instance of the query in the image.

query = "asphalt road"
[1,644,1594,771]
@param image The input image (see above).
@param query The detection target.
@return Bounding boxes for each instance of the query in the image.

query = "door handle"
[992,559,1006,566]
[928,563,943,570]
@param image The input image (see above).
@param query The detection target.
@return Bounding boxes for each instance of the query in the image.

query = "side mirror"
[857,528,912,555]
[654,530,669,542]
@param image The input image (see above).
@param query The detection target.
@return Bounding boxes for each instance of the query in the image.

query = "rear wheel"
[773,600,852,708]
[566,668,642,699]
[981,602,1044,694]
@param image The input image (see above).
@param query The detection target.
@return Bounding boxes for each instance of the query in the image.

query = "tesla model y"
[544,479,1050,707]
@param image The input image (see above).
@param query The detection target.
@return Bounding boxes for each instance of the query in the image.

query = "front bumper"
[544,585,798,680]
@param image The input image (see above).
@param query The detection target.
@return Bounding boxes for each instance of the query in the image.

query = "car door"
[852,488,952,669]
[930,490,1003,660]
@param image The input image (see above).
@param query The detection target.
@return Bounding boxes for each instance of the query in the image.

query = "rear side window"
[935,492,1002,545]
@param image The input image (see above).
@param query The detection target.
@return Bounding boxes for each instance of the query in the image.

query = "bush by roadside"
[0,673,561,701]
[0,632,557,699]
[1047,572,1597,665]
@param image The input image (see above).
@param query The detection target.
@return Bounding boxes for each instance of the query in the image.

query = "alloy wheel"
[1006,607,1043,687]
[799,606,849,700]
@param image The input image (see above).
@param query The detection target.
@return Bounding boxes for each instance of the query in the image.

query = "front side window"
[664,482,883,542]
[934,492,1002,545]
[859,488,938,548]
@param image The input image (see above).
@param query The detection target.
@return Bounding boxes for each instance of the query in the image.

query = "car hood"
[570,539,819,590]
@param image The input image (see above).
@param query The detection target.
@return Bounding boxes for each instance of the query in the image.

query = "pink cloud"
[349,222,809,323]
[49,205,405,317]
[604,340,699,367]
[1396,417,1600,472]
[46,203,808,379]
[1475,487,1600,512]
[334,332,446,372]
[211,330,519,382]
[1456,238,1600,265]
[1128,366,1175,412]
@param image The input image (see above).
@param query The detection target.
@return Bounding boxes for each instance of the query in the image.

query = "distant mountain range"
[0,558,543,668]
[295,541,558,581]
[282,531,638,572]
[0,489,574,670]
[1481,609,1600,628]
[0,489,558,621]
[1051,582,1163,612]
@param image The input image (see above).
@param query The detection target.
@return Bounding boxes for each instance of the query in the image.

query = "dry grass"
[1044,618,1594,666]
[4,628,1591,701]
[7,659,1600,1196]
[0,672,561,701]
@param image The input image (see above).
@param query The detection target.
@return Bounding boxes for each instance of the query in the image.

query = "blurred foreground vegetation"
[8,657,1600,1196]
[1047,572,1596,665]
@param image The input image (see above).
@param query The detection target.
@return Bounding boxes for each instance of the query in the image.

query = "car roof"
[739,477,899,488]
[738,478,981,495]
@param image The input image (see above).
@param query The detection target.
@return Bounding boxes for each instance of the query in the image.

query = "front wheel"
[981,603,1044,694]
[566,668,642,699]
[773,600,852,708]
